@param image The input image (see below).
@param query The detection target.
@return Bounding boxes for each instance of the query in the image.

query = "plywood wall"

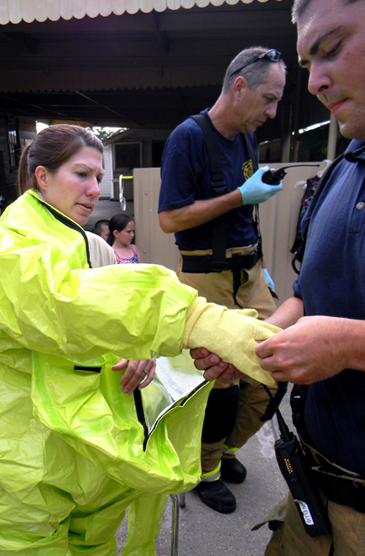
[134,168,179,271]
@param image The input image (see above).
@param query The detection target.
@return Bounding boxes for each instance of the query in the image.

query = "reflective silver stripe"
[223,445,239,457]
[201,470,221,482]
[223,448,236,456]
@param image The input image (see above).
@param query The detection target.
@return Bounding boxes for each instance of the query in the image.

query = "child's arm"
[134,244,143,263]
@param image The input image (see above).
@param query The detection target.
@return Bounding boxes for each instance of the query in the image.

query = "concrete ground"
[115,392,293,556]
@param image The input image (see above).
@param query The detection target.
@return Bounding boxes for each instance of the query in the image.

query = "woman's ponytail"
[17,143,34,195]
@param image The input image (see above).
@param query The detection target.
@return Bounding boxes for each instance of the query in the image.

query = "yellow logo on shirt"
[243,160,254,181]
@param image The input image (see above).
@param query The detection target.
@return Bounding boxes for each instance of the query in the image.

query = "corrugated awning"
[0,0,281,24]
[0,0,303,131]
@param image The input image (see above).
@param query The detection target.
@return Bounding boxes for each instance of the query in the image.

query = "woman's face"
[114,220,135,246]
[35,146,103,226]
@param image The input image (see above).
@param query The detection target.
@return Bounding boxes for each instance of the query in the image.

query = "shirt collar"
[345,140,365,162]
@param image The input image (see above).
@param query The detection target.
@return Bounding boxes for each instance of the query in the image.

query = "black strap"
[191,113,260,272]
[263,385,293,442]
[292,152,346,275]
[243,132,258,173]
[191,114,228,197]
[192,114,228,271]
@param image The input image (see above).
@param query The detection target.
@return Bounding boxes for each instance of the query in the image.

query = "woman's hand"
[190,348,242,382]
[112,357,156,394]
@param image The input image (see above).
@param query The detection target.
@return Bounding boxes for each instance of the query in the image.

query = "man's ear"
[34,166,49,192]
[233,76,249,100]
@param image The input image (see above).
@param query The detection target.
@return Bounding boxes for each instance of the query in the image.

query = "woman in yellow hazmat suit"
[0,124,279,556]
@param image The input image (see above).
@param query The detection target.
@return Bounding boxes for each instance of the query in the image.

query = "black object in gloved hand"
[262,167,288,185]
[262,164,322,186]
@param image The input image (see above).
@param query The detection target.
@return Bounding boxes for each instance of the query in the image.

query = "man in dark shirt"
[158,47,286,513]
[192,0,365,550]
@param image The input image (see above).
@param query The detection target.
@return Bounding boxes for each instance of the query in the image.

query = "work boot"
[194,479,236,513]
[221,457,247,484]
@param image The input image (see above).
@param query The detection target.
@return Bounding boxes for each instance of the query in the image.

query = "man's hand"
[190,348,242,382]
[239,166,283,205]
[112,358,156,394]
[256,316,347,385]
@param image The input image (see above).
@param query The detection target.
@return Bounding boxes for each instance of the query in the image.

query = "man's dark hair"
[93,219,110,236]
[292,0,360,23]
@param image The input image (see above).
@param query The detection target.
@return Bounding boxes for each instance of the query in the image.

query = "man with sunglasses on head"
[158,47,286,514]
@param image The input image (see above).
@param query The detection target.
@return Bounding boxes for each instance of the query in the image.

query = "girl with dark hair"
[108,213,142,263]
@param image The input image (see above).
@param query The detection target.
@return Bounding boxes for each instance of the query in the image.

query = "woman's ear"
[113,229,119,238]
[34,166,49,192]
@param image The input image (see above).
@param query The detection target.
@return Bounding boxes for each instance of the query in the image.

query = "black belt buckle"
[211,261,228,272]
[230,249,259,271]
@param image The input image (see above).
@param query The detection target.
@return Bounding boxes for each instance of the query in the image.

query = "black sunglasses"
[229,49,281,78]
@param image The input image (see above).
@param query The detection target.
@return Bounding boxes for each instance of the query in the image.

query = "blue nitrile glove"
[262,268,276,293]
[238,166,283,205]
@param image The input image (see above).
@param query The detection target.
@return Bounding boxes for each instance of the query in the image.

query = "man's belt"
[306,444,365,513]
[291,385,365,513]
[312,462,365,514]
[181,247,261,274]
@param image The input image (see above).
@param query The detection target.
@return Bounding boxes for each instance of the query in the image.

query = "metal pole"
[292,66,304,162]
[327,112,338,161]
[280,104,292,163]
[170,495,179,556]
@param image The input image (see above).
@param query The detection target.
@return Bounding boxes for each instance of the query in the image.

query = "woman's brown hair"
[18,124,103,195]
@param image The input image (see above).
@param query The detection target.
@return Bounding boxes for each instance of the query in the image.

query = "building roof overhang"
[0,0,283,24]
[0,0,329,139]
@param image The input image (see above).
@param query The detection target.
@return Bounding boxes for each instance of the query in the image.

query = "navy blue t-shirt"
[158,109,258,251]
[293,140,365,476]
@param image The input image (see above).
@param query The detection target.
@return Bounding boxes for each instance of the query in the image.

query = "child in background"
[108,214,142,264]
[92,219,110,242]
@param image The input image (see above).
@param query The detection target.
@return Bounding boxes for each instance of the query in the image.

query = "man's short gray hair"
[292,0,360,23]
[222,47,286,94]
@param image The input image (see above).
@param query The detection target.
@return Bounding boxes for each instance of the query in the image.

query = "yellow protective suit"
[0,190,278,555]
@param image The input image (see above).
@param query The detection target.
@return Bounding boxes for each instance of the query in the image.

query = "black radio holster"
[263,385,331,538]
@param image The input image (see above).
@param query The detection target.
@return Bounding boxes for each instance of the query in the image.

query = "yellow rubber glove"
[182,297,281,387]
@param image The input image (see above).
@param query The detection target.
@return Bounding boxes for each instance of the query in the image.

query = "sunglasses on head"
[229,49,281,78]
